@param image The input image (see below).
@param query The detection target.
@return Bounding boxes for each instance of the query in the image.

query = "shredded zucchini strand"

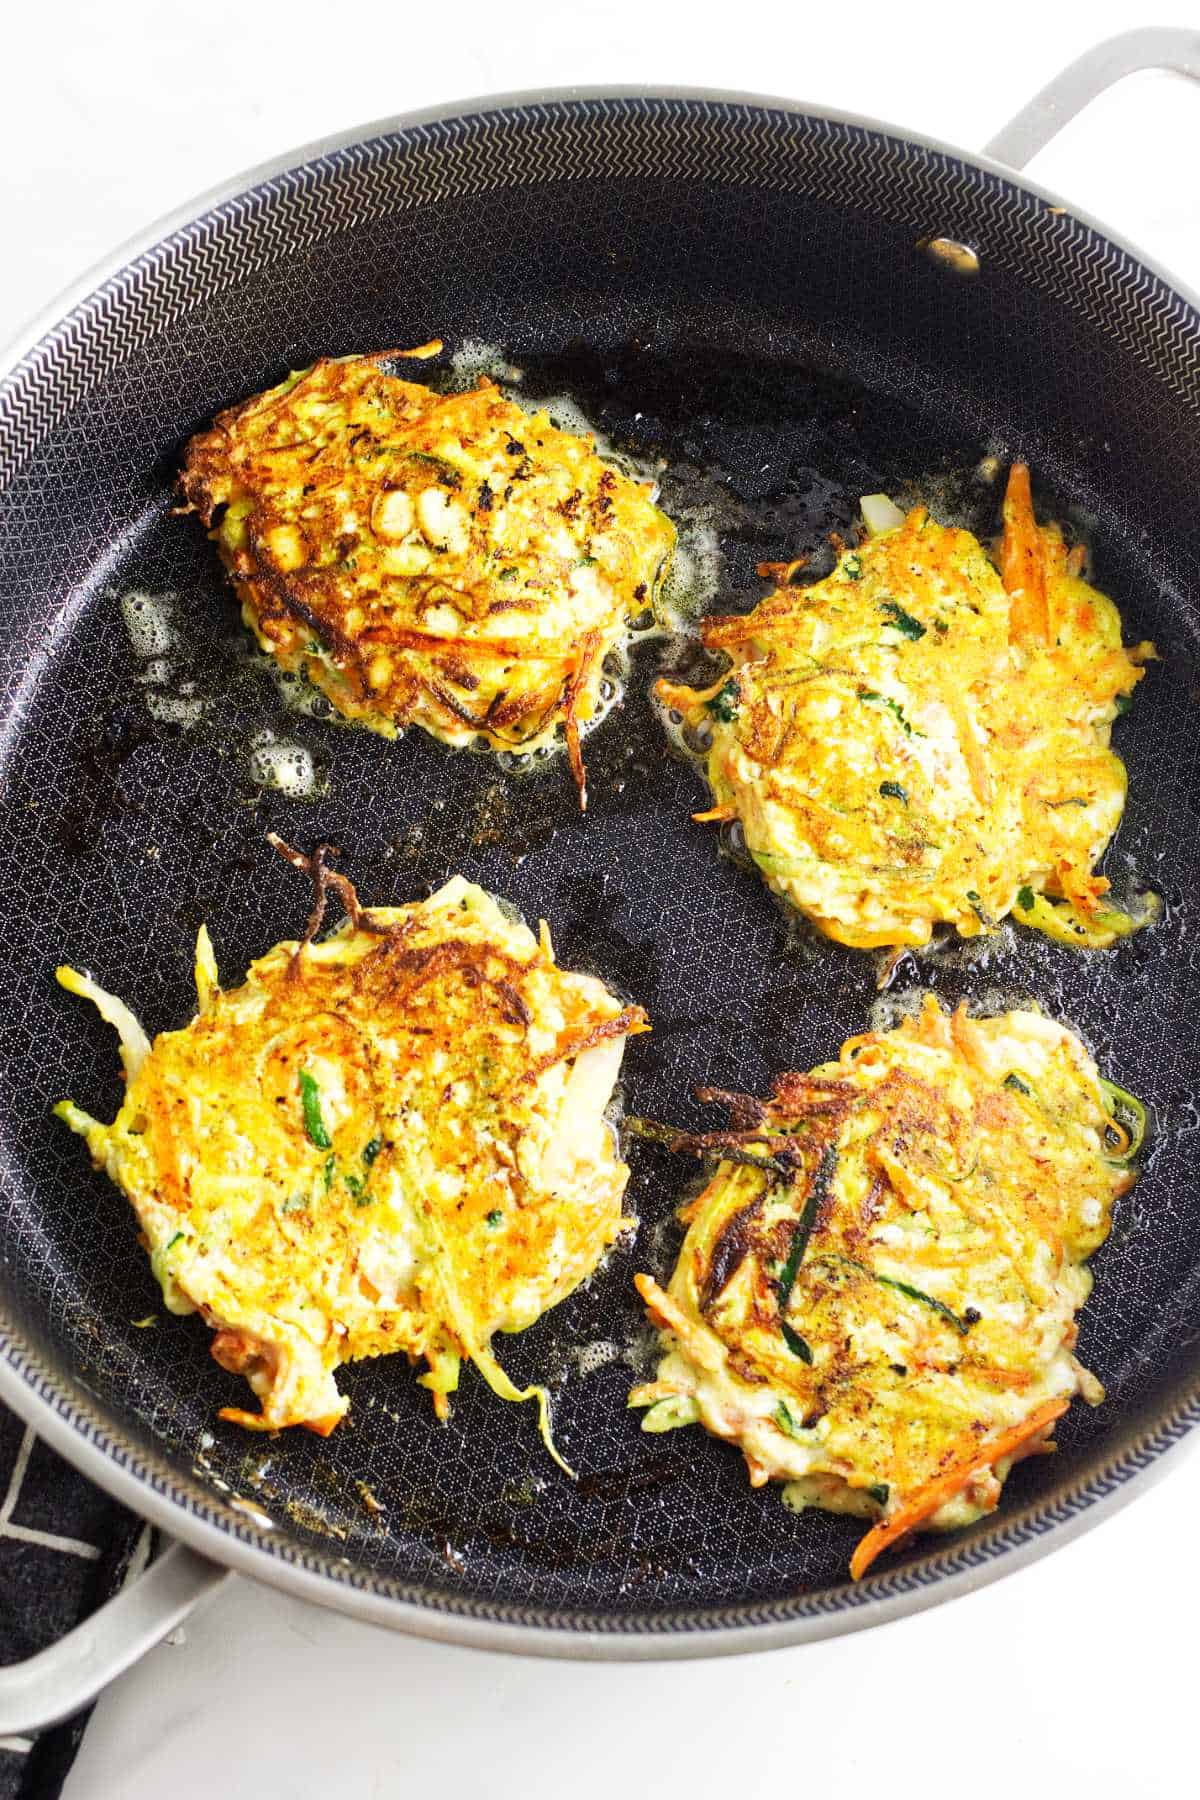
[1099,1078,1147,1160]
[55,964,151,1080]
[394,1138,574,1475]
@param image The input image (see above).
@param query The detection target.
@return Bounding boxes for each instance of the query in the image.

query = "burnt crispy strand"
[265,834,391,946]
[624,1115,801,1176]
[627,1071,854,1175]
[769,1071,856,1110]
[693,1086,769,1132]
[701,1193,767,1310]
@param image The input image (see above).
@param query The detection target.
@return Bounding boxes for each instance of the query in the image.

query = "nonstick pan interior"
[2,98,1199,1634]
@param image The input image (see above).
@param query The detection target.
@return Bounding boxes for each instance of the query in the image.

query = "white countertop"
[5,3,1199,1794]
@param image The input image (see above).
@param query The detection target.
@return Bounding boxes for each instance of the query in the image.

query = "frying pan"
[2,27,1200,1732]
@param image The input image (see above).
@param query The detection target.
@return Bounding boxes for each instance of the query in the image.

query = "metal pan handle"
[984,26,1200,170]
[0,1540,228,1736]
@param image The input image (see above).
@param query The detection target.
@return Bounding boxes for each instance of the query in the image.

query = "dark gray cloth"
[0,1405,144,1800]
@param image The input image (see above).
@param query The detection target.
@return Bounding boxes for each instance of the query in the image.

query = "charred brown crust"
[247,563,370,688]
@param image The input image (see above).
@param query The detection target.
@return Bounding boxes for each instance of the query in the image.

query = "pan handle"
[984,27,1200,170]
[0,1539,229,1736]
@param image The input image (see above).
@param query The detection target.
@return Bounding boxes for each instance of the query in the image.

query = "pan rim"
[4,80,1200,390]
[3,1333,1198,1656]
[2,83,1199,1653]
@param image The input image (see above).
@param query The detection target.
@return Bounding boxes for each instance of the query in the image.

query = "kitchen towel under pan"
[0,1403,144,1798]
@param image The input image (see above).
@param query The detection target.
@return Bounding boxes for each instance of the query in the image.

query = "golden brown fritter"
[631,995,1142,1576]
[54,843,648,1458]
[179,351,676,804]
[661,466,1154,952]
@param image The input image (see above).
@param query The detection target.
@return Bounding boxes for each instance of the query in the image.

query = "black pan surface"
[1,96,1199,1639]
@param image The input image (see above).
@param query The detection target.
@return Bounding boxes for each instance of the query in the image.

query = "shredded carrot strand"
[849,1396,1068,1580]
[964,1366,1036,1390]
[633,1273,726,1373]
[562,628,600,810]
[1000,462,1050,642]
[655,673,726,712]
[217,1405,341,1438]
[634,1271,694,1337]
[756,556,809,582]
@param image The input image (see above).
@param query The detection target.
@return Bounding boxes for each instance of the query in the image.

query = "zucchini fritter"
[662,466,1154,951]
[179,351,676,805]
[54,844,648,1460]
[631,996,1141,1577]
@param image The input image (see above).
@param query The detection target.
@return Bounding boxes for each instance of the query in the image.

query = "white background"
[3,2,1199,1794]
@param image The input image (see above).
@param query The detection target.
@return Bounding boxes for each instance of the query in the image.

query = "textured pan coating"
[53,854,647,1455]
[662,468,1154,953]
[178,352,676,805]
[632,996,1139,1577]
